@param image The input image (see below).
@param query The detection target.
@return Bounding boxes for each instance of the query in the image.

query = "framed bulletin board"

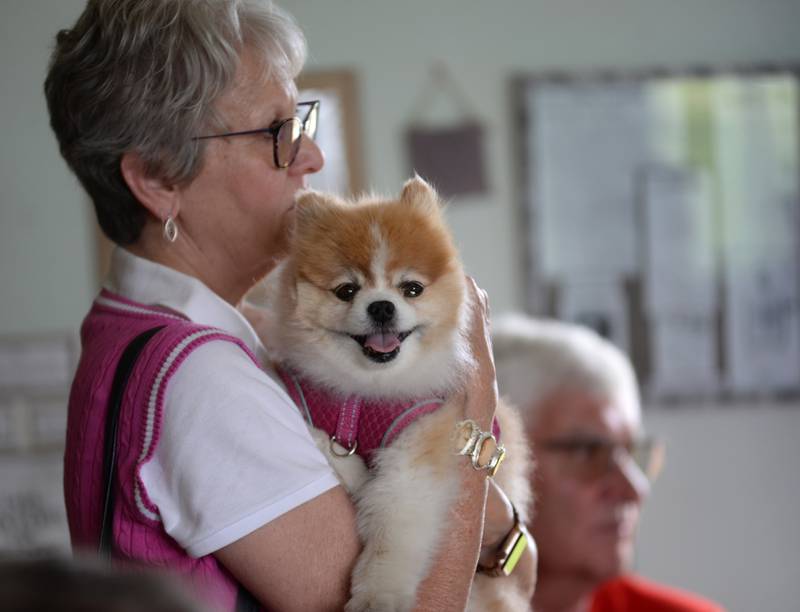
[513,66,800,401]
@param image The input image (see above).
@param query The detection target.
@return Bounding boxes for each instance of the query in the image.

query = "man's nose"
[609,449,650,501]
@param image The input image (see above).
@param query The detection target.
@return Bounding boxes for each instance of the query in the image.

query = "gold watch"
[476,506,529,577]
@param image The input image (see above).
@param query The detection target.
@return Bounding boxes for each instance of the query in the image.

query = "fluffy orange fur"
[287,181,465,358]
[292,186,459,292]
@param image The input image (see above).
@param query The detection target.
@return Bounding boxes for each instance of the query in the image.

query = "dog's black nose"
[367,300,396,325]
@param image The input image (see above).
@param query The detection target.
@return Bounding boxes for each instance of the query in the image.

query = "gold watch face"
[500,529,528,576]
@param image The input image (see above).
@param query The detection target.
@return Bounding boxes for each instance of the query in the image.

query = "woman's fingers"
[461,276,498,425]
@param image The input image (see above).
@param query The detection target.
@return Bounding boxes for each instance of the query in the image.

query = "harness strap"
[333,395,363,453]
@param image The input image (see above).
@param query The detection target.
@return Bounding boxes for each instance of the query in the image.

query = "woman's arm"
[215,485,360,611]
[412,278,498,609]
[215,480,504,612]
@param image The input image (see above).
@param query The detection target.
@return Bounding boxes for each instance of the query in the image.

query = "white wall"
[2,2,799,610]
[637,403,800,611]
[1,0,96,336]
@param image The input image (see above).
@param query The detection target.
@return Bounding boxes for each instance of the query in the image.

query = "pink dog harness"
[278,368,500,466]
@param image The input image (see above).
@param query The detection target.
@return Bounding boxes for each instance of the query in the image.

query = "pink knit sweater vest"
[65,289,259,611]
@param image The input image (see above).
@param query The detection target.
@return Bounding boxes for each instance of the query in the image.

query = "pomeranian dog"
[252,177,532,611]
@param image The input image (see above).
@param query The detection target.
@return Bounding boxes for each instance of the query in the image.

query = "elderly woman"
[492,315,722,612]
[45,1,523,610]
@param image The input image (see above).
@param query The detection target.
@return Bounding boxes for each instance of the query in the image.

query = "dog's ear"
[295,188,328,213]
[294,188,338,229]
[401,175,442,215]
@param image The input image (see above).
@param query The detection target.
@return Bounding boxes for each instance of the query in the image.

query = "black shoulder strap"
[98,325,165,555]
[96,324,264,610]
[236,585,261,612]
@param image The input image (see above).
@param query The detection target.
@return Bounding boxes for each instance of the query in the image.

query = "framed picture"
[297,68,365,197]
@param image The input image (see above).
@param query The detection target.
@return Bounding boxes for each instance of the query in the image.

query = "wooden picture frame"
[297,68,365,197]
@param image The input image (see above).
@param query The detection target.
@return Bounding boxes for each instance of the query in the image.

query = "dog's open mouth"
[350,329,414,363]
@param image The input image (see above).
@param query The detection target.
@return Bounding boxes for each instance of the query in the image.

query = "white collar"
[104,247,267,361]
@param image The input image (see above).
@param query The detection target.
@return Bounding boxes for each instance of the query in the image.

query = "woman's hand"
[461,277,498,430]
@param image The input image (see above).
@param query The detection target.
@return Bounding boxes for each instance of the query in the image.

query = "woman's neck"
[129,222,271,306]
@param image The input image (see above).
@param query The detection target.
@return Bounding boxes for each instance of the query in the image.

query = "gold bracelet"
[476,504,529,577]
[453,420,507,477]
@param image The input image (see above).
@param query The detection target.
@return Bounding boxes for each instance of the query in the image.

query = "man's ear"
[120,152,180,220]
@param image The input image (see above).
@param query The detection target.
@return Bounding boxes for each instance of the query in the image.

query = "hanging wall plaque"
[406,122,487,199]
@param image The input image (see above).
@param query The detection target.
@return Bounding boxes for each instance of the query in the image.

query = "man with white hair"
[492,314,723,612]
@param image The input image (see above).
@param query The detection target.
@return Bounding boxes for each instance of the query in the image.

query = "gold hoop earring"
[163,216,179,243]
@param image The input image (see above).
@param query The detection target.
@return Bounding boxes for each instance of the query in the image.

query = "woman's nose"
[290,134,325,176]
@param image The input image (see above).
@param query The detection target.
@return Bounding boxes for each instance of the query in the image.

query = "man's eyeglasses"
[538,435,665,483]
[193,100,320,169]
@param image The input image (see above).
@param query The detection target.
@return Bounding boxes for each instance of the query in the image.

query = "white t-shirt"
[105,248,339,557]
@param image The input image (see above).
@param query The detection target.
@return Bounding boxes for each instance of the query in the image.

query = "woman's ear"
[120,152,180,220]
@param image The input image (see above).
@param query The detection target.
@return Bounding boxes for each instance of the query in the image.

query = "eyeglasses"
[193,100,320,168]
[538,435,665,483]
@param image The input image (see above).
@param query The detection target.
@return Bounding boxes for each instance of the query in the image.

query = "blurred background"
[2,2,799,611]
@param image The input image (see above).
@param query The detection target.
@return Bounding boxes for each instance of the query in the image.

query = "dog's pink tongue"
[365,332,401,353]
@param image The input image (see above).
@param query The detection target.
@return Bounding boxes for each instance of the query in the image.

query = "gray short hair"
[44,0,307,245]
[492,314,641,427]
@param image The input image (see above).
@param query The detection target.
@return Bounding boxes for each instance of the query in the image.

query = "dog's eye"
[333,283,360,302]
[400,281,424,298]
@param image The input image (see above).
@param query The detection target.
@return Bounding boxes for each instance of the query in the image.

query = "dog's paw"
[345,590,415,612]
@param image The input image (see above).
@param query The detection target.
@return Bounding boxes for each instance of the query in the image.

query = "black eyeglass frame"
[192,100,320,169]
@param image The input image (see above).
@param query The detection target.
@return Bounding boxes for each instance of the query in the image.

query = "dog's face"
[274,177,470,398]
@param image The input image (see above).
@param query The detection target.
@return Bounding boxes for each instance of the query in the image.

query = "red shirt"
[591,575,725,612]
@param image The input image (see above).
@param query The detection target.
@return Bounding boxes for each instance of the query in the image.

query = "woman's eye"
[400,281,424,298]
[333,283,360,302]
